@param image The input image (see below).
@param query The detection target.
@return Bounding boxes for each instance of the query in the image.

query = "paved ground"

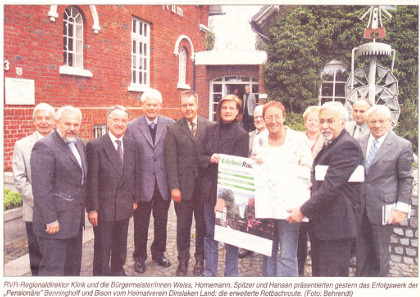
[79,203,265,277]
[4,201,416,277]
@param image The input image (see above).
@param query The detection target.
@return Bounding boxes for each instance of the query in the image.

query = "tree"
[264,6,366,113]
[263,5,418,151]
[387,6,418,152]
[206,29,216,50]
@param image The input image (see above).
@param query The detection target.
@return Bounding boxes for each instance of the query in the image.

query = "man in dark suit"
[126,88,175,274]
[13,103,55,276]
[86,105,140,276]
[31,105,87,276]
[164,90,213,276]
[287,101,364,276]
[356,105,413,277]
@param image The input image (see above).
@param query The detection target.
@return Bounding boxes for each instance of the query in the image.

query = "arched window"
[178,47,189,89]
[63,6,83,68]
[319,59,347,105]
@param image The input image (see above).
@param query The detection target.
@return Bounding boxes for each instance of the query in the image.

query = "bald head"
[352,98,371,126]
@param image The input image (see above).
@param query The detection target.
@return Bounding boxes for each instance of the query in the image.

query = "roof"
[250,5,279,42]
[209,5,224,16]
[194,48,267,65]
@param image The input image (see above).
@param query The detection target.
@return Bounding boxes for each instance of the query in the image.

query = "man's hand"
[88,211,98,227]
[388,210,406,225]
[286,208,305,224]
[45,221,60,234]
[171,189,182,203]
[210,154,220,164]
[133,203,138,210]
[214,198,225,214]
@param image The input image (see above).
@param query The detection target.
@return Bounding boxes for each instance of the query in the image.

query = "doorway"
[209,75,259,121]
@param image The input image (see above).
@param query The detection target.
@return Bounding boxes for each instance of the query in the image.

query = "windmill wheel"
[345,64,400,128]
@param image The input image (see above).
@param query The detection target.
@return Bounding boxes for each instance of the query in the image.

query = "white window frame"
[93,124,108,138]
[319,60,346,105]
[177,47,190,89]
[209,75,258,121]
[60,6,92,77]
[128,17,151,92]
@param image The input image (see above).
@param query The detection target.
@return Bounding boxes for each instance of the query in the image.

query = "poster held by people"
[254,161,311,220]
[214,154,275,257]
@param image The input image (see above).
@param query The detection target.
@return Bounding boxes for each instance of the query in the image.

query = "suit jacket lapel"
[154,115,165,145]
[75,138,87,176]
[53,131,80,169]
[196,117,207,141]
[370,131,394,168]
[28,132,40,150]
[180,118,195,142]
[138,116,154,147]
[122,137,133,177]
[359,133,369,158]
[103,134,124,177]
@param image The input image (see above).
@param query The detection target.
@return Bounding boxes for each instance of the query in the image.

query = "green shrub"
[285,112,305,132]
[4,188,23,211]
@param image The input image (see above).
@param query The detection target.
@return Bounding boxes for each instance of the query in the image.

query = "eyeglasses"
[306,119,319,123]
[110,119,127,124]
[265,115,283,121]
[318,119,336,125]
[367,119,389,125]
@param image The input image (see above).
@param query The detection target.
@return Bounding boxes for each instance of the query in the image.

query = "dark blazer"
[197,121,249,204]
[358,131,413,225]
[164,117,215,201]
[86,133,140,222]
[300,129,364,241]
[31,130,87,240]
[125,115,175,201]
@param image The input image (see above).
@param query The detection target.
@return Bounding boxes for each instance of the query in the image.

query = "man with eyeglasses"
[345,98,371,139]
[287,101,364,277]
[86,105,140,276]
[356,105,413,277]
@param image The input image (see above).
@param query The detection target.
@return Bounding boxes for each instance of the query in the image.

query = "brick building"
[3,4,269,171]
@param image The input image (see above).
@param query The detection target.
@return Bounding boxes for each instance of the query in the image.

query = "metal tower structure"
[345,6,400,127]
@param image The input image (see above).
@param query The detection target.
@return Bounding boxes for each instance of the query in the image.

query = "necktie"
[116,140,123,165]
[365,139,379,172]
[149,122,157,144]
[68,141,84,184]
[190,122,196,137]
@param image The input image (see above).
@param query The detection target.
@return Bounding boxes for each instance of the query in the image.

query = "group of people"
[12,86,413,277]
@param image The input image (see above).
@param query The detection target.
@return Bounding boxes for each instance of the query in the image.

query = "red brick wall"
[3,4,209,169]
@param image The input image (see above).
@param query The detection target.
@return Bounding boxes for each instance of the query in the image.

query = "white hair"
[107,105,129,119]
[253,105,264,117]
[366,105,392,119]
[33,103,55,120]
[55,105,82,122]
[320,101,348,123]
[140,88,162,104]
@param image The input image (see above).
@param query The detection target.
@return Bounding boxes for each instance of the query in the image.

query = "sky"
[210,5,264,51]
